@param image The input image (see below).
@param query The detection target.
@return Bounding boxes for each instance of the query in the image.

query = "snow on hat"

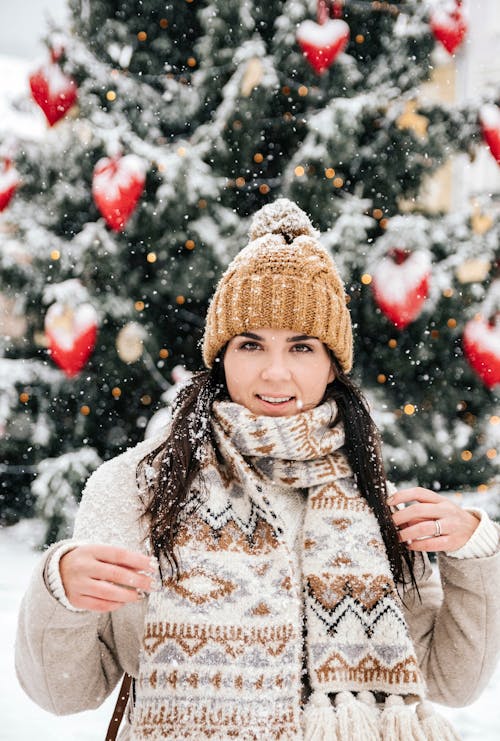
[202,198,353,372]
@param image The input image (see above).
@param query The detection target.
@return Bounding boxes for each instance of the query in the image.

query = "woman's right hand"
[59,544,155,612]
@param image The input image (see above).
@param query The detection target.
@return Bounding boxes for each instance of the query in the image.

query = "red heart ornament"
[45,302,98,377]
[430,3,467,55]
[29,61,78,126]
[463,316,500,388]
[92,154,147,231]
[479,104,500,165]
[371,249,431,329]
[0,158,20,212]
[296,19,350,74]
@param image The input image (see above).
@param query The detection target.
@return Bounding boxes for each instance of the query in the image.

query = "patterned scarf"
[131,400,459,740]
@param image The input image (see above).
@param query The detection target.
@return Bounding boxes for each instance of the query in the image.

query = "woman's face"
[223,328,335,417]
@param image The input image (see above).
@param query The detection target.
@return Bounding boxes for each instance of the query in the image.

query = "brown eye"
[292,344,313,352]
[239,341,261,351]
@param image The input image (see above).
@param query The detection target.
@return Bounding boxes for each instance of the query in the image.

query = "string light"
[377,374,386,383]
[443,288,454,298]
[490,416,500,425]
[135,300,145,311]
[404,404,415,415]
[372,208,383,219]
[294,166,305,177]
[461,450,473,461]
[298,86,308,97]
[486,449,497,459]
[159,18,168,28]
[253,153,264,163]
[106,90,117,101]
[176,296,185,305]
[159,348,169,358]
[141,394,152,405]
[112,387,122,398]
[325,168,335,179]
[137,31,147,42]
[259,184,270,194]
[388,338,397,348]
[19,392,29,403]
[447,318,457,328]
[147,252,157,263]
[50,249,60,260]
[80,405,90,416]
[185,239,195,250]
[361,274,372,285]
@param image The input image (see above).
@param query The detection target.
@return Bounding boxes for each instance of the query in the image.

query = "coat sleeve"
[15,542,123,715]
[15,437,159,715]
[402,534,500,707]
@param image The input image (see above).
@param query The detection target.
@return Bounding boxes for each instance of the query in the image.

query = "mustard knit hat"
[202,198,353,372]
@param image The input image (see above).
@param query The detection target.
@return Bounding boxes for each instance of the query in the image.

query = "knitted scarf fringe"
[303,692,460,741]
[416,701,462,741]
[303,691,337,741]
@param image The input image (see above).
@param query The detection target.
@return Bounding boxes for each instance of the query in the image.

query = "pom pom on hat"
[202,198,353,372]
[249,198,319,242]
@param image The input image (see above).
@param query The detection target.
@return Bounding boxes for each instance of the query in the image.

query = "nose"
[260,354,292,382]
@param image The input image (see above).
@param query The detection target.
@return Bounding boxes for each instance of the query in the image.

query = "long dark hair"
[139,350,419,588]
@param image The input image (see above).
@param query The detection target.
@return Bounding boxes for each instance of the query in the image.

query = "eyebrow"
[237,332,318,342]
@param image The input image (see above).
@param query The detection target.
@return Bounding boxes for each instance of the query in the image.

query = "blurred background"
[0,1,67,59]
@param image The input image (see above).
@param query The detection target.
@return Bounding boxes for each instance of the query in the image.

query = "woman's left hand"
[388,487,480,552]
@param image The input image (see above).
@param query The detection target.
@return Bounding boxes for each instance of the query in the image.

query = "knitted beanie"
[202,198,353,372]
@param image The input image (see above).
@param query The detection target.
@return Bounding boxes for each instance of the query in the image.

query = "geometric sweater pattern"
[130,401,426,740]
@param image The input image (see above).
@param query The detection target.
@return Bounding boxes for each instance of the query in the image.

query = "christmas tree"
[1,0,499,540]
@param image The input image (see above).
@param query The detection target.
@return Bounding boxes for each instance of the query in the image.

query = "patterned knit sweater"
[131,402,497,739]
[42,402,498,741]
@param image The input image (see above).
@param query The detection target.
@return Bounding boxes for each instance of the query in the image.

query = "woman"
[16,199,500,740]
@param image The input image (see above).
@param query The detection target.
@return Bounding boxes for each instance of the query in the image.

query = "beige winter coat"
[15,435,500,737]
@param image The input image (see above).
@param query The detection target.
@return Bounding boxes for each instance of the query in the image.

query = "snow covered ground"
[0,521,118,741]
[1,518,499,740]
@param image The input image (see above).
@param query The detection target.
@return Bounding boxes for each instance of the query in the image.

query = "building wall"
[455,0,500,207]
[419,0,500,212]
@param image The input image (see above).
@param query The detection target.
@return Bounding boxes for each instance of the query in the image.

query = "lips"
[256,395,296,410]
[258,395,294,403]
